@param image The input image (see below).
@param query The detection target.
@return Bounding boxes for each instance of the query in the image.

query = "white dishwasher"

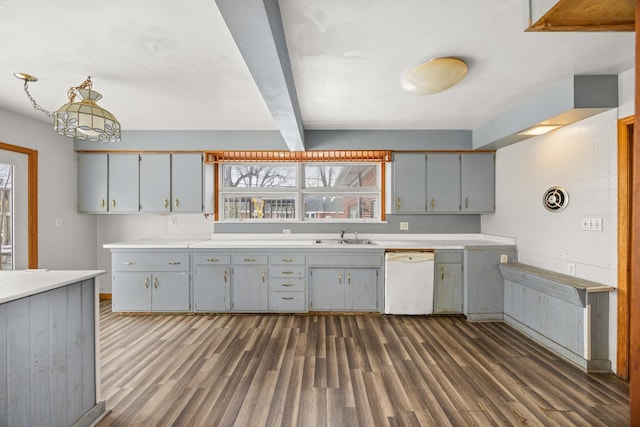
[384,251,435,314]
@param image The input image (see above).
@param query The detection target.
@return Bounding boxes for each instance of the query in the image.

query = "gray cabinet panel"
[108,154,139,212]
[139,154,171,212]
[434,261,463,314]
[78,153,108,212]
[462,153,495,212]
[232,264,269,311]
[172,153,203,212]
[310,267,378,311]
[427,153,461,212]
[392,153,426,213]
[112,272,151,311]
[310,268,344,310]
[152,272,190,311]
[194,265,230,312]
[345,268,378,311]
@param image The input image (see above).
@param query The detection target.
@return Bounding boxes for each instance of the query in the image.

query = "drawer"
[435,251,463,263]
[269,292,307,312]
[194,253,231,265]
[231,254,268,265]
[307,253,384,267]
[269,254,305,265]
[112,253,190,272]
[269,277,305,292]
[270,265,305,278]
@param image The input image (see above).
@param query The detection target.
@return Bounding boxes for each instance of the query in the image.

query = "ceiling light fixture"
[517,124,562,136]
[13,73,120,143]
[401,57,468,95]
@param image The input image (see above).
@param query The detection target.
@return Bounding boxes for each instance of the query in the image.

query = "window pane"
[222,165,296,188]
[223,196,296,220]
[303,195,377,219]
[304,164,377,188]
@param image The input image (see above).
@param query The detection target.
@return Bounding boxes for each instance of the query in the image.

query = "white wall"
[619,68,635,119]
[0,107,98,270]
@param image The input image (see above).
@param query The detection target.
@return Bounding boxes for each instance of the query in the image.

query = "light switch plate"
[500,254,508,264]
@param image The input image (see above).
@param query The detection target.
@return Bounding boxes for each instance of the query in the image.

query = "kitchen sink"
[313,238,377,245]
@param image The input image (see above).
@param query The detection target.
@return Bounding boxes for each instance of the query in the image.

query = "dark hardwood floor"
[97,301,629,426]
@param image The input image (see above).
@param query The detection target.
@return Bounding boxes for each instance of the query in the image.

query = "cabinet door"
[139,154,171,212]
[392,153,426,213]
[194,265,230,312]
[112,272,151,311]
[345,268,378,311]
[108,154,139,212]
[427,153,461,212]
[461,153,495,213]
[434,263,463,314]
[151,272,190,311]
[232,265,269,311]
[78,154,108,212]
[309,268,344,310]
[171,153,203,212]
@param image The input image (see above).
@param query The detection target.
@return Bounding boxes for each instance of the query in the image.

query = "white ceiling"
[0,0,634,134]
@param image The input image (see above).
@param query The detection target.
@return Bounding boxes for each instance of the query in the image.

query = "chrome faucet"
[340,228,346,240]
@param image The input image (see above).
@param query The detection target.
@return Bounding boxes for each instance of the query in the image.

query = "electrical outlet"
[567,263,575,276]
[400,221,409,231]
[500,254,508,264]
[582,217,603,231]
[55,218,63,228]
[282,229,291,234]
[170,216,177,227]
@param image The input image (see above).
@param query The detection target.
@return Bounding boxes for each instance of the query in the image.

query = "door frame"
[0,142,38,269]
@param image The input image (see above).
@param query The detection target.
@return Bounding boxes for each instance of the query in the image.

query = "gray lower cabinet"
[193,253,231,312]
[231,254,269,312]
[310,267,378,311]
[433,250,463,314]
[112,252,191,312]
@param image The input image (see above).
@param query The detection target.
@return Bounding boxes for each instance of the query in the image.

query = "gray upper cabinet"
[78,153,108,212]
[427,153,461,213]
[461,153,495,213]
[108,154,140,212]
[139,154,171,212]
[172,153,205,212]
[392,153,426,213]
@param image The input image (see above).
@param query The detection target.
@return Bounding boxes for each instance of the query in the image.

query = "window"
[214,152,388,222]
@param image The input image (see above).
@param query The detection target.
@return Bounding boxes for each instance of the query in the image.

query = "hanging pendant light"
[14,73,121,143]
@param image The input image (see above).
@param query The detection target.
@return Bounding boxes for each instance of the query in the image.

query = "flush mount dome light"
[401,57,468,95]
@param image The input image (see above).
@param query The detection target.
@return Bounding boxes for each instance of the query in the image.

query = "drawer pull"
[282,258,294,262]
[281,271,294,275]
[122,261,136,265]
[144,277,149,289]
[282,297,294,301]
[207,258,219,262]
[153,277,158,289]
[168,261,181,265]
[244,258,256,262]
[281,283,295,287]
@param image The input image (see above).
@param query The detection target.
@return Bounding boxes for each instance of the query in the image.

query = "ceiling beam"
[215,0,305,151]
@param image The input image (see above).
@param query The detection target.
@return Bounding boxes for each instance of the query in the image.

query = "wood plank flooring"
[97,302,629,426]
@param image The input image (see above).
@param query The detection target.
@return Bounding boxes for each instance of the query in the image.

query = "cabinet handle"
[111,199,116,208]
[207,258,219,262]
[168,261,181,265]
[122,261,136,265]
[282,283,294,287]
[441,266,445,280]
[174,198,180,209]
[465,197,469,209]
[224,270,227,283]
[262,271,266,283]
[282,271,294,275]
[144,277,149,289]
[100,199,105,209]
[164,198,169,209]
[338,272,342,284]
[282,258,294,262]
[396,197,402,210]
[244,258,256,262]
[282,297,294,301]
[430,198,435,209]
[154,277,158,289]
[347,272,351,284]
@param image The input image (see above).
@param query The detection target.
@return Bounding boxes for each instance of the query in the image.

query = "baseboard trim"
[99,293,112,301]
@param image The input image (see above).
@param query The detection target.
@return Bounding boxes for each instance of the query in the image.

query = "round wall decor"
[543,186,569,212]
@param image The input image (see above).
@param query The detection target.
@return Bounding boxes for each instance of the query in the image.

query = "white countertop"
[0,270,106,304]
[103,234,516,250]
